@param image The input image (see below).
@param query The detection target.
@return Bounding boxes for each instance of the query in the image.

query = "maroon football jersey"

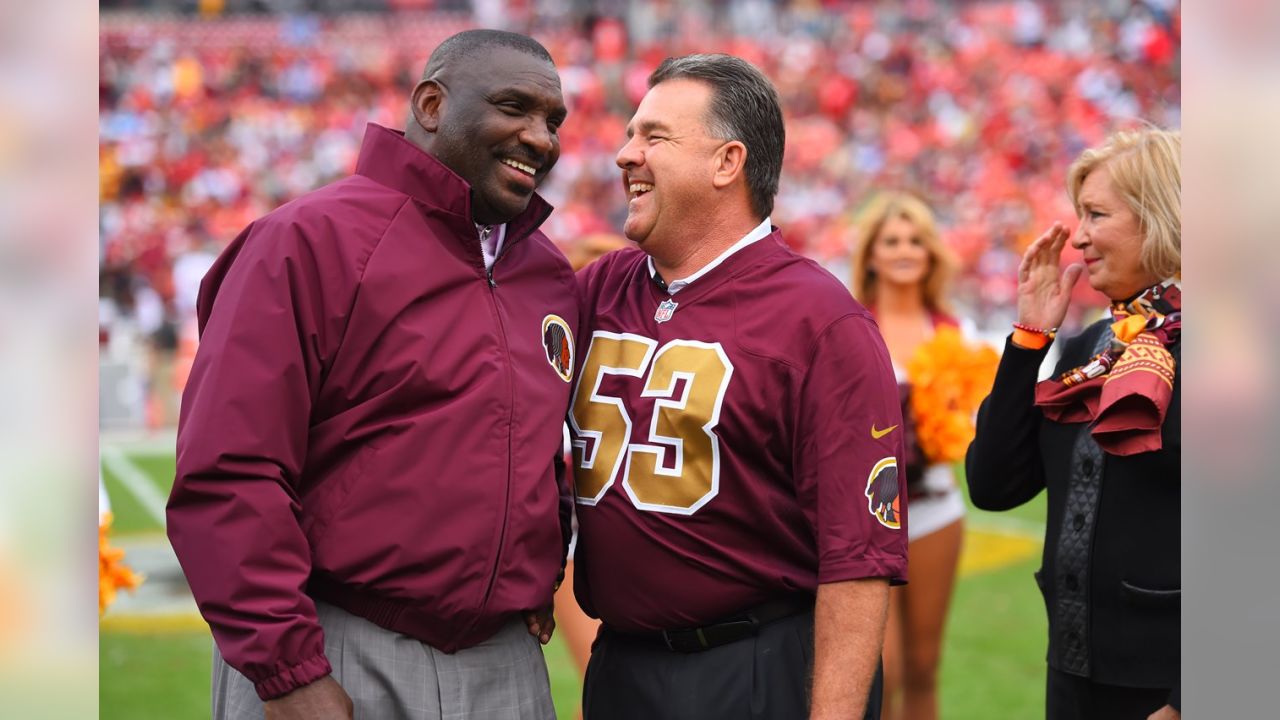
[571,232,909,633]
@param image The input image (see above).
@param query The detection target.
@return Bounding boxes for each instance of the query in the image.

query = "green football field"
[100,445,1048,719]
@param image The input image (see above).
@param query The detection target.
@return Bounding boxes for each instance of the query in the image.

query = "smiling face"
[615,79,725,255]
[868,215,931,290]
[417,47,566,225]
[1072,163,1159,300]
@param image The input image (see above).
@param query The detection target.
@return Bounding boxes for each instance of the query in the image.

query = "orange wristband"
[1012,327,1051,350]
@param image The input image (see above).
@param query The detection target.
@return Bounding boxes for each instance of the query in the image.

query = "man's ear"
[411,79,444,134]
[711,141,747,190]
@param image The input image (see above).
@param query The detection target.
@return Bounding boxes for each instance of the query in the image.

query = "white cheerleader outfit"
[893,362,966,542]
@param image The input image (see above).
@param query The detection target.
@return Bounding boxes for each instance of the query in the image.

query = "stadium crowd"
[99,0,1179,425]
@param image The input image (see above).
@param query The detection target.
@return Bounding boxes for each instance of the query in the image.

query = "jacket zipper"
[463,207,550,635]
[472,241,515,627]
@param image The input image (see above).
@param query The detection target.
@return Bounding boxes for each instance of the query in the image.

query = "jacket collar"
[353,123,553,245]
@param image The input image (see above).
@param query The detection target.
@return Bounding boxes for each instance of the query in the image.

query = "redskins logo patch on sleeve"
[542,314,574,382]
[865,457,901,529]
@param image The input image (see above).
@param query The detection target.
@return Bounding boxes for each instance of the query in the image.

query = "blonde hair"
[850,192,956,314]
[1067,128,1181,280]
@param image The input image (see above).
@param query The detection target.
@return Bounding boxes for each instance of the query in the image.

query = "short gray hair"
[649,54,785,220]
[423,29,553,79]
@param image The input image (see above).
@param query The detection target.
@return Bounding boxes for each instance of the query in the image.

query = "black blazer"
[966,321,1180,707]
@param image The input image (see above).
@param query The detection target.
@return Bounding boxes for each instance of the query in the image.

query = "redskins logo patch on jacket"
[542,314,574,382]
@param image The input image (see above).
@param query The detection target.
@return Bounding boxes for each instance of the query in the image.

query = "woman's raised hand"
[1017,222,1084,331]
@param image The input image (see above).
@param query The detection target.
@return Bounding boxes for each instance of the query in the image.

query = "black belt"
[611,596,815,654]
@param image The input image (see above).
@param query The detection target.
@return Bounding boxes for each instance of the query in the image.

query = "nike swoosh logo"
[871,424,899,439]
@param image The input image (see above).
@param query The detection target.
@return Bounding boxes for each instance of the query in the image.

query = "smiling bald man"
[167,30,576,720]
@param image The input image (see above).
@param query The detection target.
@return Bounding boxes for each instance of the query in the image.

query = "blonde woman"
[967,128,1181,719]
[850,192,964,720]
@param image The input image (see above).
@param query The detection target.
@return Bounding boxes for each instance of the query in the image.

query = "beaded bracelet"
[1012,321,1058,338]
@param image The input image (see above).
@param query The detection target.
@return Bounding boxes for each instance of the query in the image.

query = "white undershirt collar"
[648,217,772,295]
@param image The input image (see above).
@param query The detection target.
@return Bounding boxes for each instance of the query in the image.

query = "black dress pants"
[1047,667,1171,720]
[582,611,883,720]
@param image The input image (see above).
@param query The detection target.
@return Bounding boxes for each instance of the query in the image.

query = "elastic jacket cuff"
[253,652,333,701]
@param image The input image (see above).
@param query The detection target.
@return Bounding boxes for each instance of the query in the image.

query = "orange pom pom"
[906,327,1000,464]
[99,513,143,615]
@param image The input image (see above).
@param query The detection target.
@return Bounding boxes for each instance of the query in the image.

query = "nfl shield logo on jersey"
[654,298,678,323]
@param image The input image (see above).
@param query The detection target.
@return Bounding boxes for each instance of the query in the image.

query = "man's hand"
[810,578,890,720]
[264,676,353,720]
[524,605,556,645]
[1148,705,1180,720]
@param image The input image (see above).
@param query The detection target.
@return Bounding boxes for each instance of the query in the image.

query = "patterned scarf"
[1034,280,1181,456]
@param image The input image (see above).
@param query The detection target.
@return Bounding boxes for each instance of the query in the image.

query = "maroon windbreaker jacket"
[167,124,579,700]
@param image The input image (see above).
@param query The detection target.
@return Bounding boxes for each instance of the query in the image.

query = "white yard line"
[101,445,167,527]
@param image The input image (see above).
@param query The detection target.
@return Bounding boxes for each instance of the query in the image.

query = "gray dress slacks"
[212,601,555,720]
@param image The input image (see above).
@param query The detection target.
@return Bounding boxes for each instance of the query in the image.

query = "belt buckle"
[660,628,708,652]
[661,615,761,653]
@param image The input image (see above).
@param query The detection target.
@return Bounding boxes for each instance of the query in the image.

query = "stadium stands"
[99,1,1180,424]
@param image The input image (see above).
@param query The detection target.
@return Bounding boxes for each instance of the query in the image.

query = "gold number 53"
[570,331,734,515]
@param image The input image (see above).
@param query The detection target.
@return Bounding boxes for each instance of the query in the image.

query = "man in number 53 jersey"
[570,54,908,720]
